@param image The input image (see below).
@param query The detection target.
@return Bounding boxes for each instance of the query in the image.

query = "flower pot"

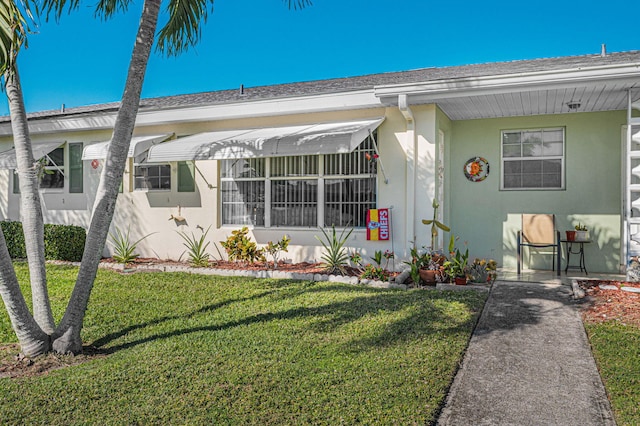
[454,276,467,285]
[419,268,438,286]
[575,230,589,241]
[565,230,576,241]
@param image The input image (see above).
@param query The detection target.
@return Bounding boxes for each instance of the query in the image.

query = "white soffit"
[0,141,65,169]
[146,118,385,162]
[81,134,173,160]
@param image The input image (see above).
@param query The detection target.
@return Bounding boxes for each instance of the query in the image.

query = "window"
[39,147,65,189]
[220,136,378,228]
[12,144,85,193]
[134,164,171,190]
[221,158,265,226]
[501,128,564,190]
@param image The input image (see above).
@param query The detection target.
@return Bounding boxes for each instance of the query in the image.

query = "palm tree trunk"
[52,0,161,354]
[0,226,50,356]
[5,69,55,334]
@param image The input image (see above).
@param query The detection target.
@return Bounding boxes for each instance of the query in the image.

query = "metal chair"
[517,214,561,276]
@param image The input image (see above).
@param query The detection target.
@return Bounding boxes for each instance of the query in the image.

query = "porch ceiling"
[433,83,632,120]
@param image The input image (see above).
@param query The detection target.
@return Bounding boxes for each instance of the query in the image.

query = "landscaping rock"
[621,286,640,293]
[394,268,412,284]
[599,284,619,291]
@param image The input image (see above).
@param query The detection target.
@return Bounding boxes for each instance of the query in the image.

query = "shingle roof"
[4,50,640,123]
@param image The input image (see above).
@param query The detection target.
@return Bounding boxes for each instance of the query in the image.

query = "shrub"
[0,221,26,258]
[264,235,290,269]
[0,221,85,261]
[44,224,86,262]
[220,227,265,263]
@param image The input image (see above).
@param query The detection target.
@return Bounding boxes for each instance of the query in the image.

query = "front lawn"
[0,264,486,424]
[584,323,640,426]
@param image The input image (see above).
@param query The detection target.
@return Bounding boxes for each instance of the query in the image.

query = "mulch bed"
[577,280,640,326]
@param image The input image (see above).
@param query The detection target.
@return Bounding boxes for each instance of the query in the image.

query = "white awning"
[81,134,173,161]
[146,118,385,163]
[0,141,65,169]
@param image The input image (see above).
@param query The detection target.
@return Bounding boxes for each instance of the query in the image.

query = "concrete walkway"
[438,280,615,426]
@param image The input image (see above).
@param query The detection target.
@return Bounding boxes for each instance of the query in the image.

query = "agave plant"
[178,226,212,267]
[315,225,353,275]
[108,227,155,265]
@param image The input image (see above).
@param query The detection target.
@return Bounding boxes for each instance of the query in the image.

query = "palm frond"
[156,0,209,57]
[283,0,313,10]
[0,0,36,76]
[40,0,80,22]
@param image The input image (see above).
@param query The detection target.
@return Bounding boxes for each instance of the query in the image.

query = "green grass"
[584,322,640,426]
[0,263,487,424]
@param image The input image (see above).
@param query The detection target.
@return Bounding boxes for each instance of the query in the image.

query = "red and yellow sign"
[366,208,390,241]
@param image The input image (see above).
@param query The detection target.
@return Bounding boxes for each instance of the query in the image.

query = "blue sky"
[3,0,639,116]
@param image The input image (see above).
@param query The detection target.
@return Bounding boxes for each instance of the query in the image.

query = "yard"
[578,280,640,425]
[0,263,486,424]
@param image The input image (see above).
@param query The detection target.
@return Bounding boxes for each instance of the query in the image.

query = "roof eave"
[374,63,640,104]
[0,89,383,137]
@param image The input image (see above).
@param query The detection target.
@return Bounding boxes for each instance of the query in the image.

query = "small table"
[561,240,590,274]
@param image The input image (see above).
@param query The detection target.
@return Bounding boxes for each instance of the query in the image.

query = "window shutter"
[69,143,83,193]
[177,161,195,192]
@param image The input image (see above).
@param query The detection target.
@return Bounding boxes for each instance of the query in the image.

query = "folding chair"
[517,214,561,276]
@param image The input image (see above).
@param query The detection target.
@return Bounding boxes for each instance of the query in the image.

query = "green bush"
[44,224,86,262]
[0,221,85,262]
[220,226,265,263]
[0,221,26,258]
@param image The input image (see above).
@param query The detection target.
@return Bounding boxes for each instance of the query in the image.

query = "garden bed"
[576,280,640,326]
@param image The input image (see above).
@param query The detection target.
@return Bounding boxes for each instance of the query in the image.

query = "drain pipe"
[399,94,417,253]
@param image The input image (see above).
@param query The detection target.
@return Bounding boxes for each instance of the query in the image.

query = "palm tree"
[0,0,55,356]
[1,0,312,356]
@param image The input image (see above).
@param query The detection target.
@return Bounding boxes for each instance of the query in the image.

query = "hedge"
[0,221,86,262]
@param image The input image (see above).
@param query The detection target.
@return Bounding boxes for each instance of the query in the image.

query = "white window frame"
[220,136,378,228]
[500,127,565,190]
[133,163,172,191]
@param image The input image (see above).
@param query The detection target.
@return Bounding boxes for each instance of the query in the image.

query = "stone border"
[49,261,491,292]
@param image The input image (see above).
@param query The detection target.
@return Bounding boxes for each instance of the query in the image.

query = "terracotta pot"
[565,230,576,241]
[419,268,438,286]
[454,276,467,285]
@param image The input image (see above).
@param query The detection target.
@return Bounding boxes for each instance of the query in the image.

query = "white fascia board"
[135,90,381,126]
[375,64,640,104]
[0,90,382,137]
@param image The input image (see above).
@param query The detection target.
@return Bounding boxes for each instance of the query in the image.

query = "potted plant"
[443,236,469,285]
[468,258,498,284]
[574,223,589,241]
[419,256,446,286]
[404,246,446,286]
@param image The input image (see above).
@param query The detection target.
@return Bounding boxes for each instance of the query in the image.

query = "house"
[2,49,640,274]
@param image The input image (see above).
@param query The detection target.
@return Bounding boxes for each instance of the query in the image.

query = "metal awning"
[0,141,65,169]
[81,134,173,160]
[146,118,385,163]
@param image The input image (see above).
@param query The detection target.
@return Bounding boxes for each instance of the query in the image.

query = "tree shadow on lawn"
[94,282,487,355]
[90,288,279,349]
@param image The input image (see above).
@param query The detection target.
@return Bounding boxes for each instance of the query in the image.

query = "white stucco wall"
[448,110,625,274]
[0,107,442,268]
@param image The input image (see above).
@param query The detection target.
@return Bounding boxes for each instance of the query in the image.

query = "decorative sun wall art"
[464,156,489,182]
